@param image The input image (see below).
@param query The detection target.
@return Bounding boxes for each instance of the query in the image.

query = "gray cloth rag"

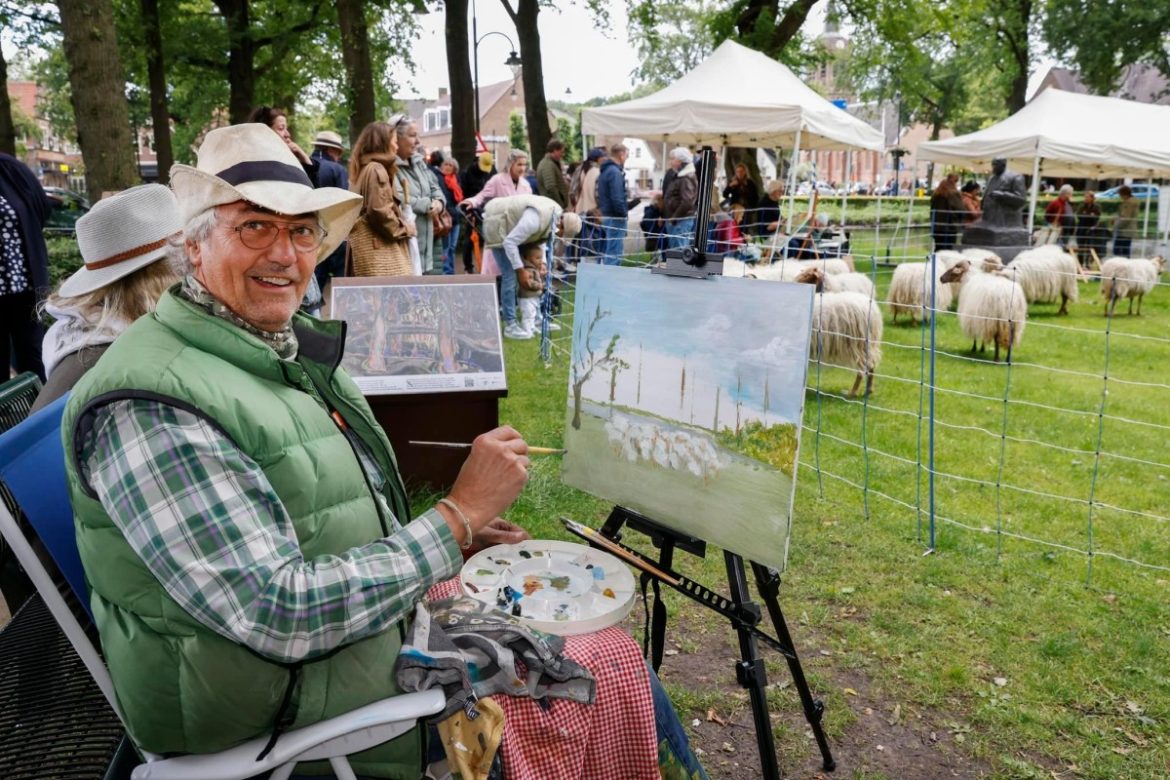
[395,597,596,722]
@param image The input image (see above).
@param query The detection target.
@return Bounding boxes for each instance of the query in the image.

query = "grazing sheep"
[1001,245,1079,314]
[959,247,1004,267]
[886,260,954,324]
[939,260,1028,363]
[802,269,883,397]
[1098,255,1166,316]
[794,266,875,298]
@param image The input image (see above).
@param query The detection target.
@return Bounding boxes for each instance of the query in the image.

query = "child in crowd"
[516,242,557,336]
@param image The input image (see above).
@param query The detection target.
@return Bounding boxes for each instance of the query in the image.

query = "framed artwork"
[330,276,507,396]
[562,265,814,573]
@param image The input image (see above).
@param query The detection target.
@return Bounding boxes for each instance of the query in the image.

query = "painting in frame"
[330,275,507,396]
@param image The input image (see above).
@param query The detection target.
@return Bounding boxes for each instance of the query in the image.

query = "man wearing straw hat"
[61,123,530,770]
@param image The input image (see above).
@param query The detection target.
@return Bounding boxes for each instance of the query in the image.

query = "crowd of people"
[930,174,1140,265]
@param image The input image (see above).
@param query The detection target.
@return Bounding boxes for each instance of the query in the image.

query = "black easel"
[583,147,833,777]
[583,506,835,778]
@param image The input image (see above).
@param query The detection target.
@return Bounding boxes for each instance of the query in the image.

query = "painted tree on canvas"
[570,300,620,429]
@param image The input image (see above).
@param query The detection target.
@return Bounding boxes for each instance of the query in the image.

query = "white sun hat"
[59,183,183,298]
[170,123,361,263]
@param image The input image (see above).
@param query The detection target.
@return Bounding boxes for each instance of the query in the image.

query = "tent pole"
[785,129,803,234]
[841,151,852,227]
[1141,169,1153,254]
[1026,156,1042,239]
[903,184,914,259]
[661,141,668,189]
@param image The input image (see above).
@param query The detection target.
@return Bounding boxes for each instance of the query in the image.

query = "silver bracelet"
[438,497,473,550]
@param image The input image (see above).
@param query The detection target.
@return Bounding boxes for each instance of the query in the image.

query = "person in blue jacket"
[596,143,632,266]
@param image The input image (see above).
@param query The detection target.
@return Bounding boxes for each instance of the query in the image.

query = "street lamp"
[890,90,905,196]
[472,0,522,140]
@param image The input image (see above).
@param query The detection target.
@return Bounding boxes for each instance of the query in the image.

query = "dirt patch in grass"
[638,607,998,780]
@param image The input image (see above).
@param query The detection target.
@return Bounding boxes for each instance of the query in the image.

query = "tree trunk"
[445,0,476,168]
[140,0,173,183]
[56,0,138,196]
[215,0,256,123]
[1004,0,1031,113]
[571,380,584,429]
[0,45,15,156]
[337,0,375,144]
[503,0,551,159]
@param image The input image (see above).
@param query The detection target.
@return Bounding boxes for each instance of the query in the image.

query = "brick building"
[404,71,557,166]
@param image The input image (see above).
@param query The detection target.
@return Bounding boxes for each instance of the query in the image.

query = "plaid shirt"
[78,289,460,664]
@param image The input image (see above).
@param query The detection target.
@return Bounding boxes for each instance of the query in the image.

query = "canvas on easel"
[562,264,814,574]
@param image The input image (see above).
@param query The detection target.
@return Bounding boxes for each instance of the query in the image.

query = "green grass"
[493,258,1170,779]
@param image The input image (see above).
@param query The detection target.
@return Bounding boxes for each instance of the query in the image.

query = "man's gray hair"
[1059,184,1074,197]
[181,204,325,274]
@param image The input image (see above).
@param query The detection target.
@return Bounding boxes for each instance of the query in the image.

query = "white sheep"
[1098,256,1165,317]
[740,256,854,280]
[939,260,1028,363]
[801,269,883,397]
[793,266,875,298]
[1001,245,1079,315]
[886,260,954,324]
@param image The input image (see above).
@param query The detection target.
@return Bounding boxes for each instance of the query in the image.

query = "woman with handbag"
[347,119,416,276]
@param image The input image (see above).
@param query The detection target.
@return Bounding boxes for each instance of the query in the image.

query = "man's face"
[550,147,565,161]
[613,149,628,166]
[992,159,1006,176]
[189,201,320,332]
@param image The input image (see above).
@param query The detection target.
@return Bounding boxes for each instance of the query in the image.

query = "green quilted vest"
[481,194,560,248]
[63,288,424,778]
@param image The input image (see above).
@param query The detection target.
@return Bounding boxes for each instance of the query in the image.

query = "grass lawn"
[492,251,1170,779]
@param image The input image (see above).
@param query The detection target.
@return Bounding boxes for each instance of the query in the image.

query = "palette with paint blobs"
[459,539,636,636]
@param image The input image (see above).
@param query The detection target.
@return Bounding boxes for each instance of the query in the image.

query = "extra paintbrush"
[409,440,566,455]
[561,517,795,658]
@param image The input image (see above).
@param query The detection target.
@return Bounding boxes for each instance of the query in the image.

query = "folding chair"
[0,395,444,780]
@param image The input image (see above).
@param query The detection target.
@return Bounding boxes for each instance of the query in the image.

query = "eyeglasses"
[231,219,326,252]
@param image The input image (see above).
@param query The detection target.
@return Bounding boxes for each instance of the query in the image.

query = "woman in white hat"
[31,184,182,412]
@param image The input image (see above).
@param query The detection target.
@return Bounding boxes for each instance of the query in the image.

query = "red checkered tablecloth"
[427,578,659,780]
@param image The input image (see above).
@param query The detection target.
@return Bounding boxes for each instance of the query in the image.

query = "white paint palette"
[459,540,637,636]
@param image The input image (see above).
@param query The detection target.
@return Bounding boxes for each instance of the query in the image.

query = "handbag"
[348,213,413,277]
[433,208,454,239]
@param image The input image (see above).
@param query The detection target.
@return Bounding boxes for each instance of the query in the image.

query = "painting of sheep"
[563,265,814,573]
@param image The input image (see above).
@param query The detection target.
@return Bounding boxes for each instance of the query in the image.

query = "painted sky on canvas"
[572,265,813,429]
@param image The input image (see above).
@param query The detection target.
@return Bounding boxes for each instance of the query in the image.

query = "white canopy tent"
[582,40,885,234]
[917,89,1170,178]
[581,40,885,152]
[919,89,1170,231]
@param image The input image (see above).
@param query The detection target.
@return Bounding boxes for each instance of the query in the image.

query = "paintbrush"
[561,517,681,586]
[409,440,566,455]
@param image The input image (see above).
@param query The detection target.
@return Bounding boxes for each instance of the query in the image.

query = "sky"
[571,265,813,430]
[397,2,640,103]
[398,1,833,104]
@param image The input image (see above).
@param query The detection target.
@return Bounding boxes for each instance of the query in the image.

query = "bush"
[45,233,83,287]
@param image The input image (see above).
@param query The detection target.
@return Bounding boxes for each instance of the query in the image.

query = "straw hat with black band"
[170,123,362,263]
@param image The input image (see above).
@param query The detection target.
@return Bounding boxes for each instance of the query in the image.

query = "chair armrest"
[132,689,445,780]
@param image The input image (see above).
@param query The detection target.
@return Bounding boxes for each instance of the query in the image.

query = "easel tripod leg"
[724,552,782,780]
[751,561,837,772]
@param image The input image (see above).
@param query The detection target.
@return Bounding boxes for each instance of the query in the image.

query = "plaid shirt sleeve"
[79,398,462,664]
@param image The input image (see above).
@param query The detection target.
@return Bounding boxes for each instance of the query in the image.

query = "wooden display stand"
[366,389,506,491]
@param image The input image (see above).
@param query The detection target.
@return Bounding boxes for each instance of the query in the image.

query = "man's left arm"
[501,207,543,270]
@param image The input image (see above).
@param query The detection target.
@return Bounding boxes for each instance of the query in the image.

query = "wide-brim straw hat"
[313,130,345,151]
[59,183,182,298]
[170,123,361,263]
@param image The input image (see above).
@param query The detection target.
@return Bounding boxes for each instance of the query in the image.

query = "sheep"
[801,268,883,397]
[1098,256,1166,317]
[794,266,875,298]
[886,260,954,324]
[939,260,1028,363]
[754,253,854,275]
[1000,245,1079,315]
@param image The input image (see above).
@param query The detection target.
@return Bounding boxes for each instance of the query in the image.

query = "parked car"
[1095,184,1159,199]
[42,187,90,235]
[796,181,837,197]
